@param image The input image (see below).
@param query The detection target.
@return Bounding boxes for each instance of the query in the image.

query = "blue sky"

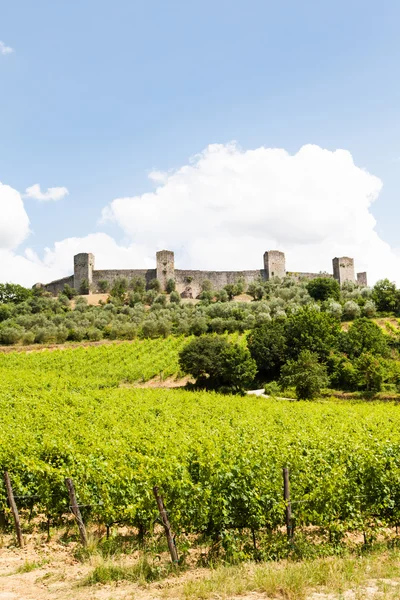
[1,0,400,284]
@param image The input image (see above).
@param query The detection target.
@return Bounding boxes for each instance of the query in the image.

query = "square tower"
[74,253,95,293]
[357,272,368,287]
[156,250,175,290]
[264,250,286,279]
[332,257,355,285]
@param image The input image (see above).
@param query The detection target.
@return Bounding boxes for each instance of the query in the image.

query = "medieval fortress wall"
[42,250,368,298]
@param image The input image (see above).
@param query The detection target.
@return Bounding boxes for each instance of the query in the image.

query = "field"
[2,338,400,598]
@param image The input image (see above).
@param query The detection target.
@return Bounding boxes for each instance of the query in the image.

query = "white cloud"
[0,182,30,249]
[1,143,400,287]
[25,183,69,202]
[0,41,13,55]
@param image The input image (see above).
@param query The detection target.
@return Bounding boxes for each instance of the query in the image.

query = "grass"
[83,554,177,586]
[15,559,48,573]
[177,550,400,599]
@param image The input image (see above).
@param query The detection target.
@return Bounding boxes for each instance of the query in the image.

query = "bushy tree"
[179,335,256,393]
[79,279,90,295]
[0,283,32,304]
[130,276,146,294]
[284,307,340,361]
[166,279,176,294]
[63,284,78,299]
[354,352,384,392]
[148,279,161,292]
[343,300,361,320]
[247,282,264,301]
[247,321,287,380]
[280,350,329,400]
[224,284,236,301]
[110,277,128,300]
[307,277,340,302]
[362,299,377,318]
[339,317,389,359]
[169,291,180,304]
[98,280,110,293]
[372,279,398,313]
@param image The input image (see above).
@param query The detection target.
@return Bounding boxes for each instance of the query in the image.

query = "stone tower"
[264,250,286,279]
[357,272,368,287]
[332,257,355,285]
[74,253,95,293]
[156,250,175,290]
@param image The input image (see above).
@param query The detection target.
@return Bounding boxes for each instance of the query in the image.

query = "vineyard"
[2,337,400,559]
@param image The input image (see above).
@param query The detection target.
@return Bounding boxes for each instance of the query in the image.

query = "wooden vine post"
[153,486,178,563]
[3,472,24,548]
[283,467,293,540]
[65,478,88,547]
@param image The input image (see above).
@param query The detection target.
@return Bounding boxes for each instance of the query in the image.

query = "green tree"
[354,352,384,392]
[166,279,176,293]
[284,307,340,361]
[148,279,161,292]
[79,279,90,295]
[130,276,146,294]
[97,280,110,293]
[110,277,128,300]
[247,282,264,301]
[339,317,389,359]
[179,335,256,393]
[372,279,398,312]
[247,321,287,380]
[169,291,180,304]
[307,277,340,302]
[0,283,32,304]
[280,350,329,400]
[62,283,78,299]
[224,284,236,301]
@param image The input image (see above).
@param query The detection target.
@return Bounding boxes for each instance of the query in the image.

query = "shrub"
[79,279,90,295]
[0,325,23,345]
[201,280,213,292]
[169,291,180,304]
[362,299,377,318]
[215,290,229,303]
[264,381,282,396]
[343,300,361,320]
[325,300,343,320]
[98,280,110,293]
[247,321,287,381]
[153,294,167,307]
[130,276,146,294]
[143,290,157,306]
[166,279,176,294]
[224,284,236,301]
[111,278,128,300]
[372,279,398,313]
[0,304,13,322]
[280,350,329,400]
[247,282,264,301]
[148,279,161,292]
[307,277,340,302]
[62,284,77,299]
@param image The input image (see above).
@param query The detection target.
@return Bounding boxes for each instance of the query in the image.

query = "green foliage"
[284,307,340,361]
[179,335,256,393]
[280,350,329,400]
[166,279,176,293]
[224,284,236,301]
[169,291,180,304]
[130,276,146,294]
[148,279,161,292]
[3,341,400,540]
[79,279,90,295]
[247,281,264,301]
[247,321,287,381]
[307,277,340,302]
[97,280,110,293]
[372,279,399,313]
[339,318,389,359]
[110,278,128,300]
[354,352,384,392]
[0,283,32,304]
[343,300,361,320]
[62,284,78,299]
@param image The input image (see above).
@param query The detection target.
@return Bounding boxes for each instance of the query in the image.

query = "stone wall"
[43,275,74,296]
[41,249,367,297]
[92,269,157,290]
[175,269,264,298]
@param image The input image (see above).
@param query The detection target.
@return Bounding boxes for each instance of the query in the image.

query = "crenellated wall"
[41,249,367,297]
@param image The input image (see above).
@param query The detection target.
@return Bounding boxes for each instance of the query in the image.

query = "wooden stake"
[3,472,24,548]
[153,486,178,563]
[65,478,87,547]
[283,467,293,540]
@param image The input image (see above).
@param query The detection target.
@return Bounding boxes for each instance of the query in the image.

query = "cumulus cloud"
[0,41,13,55]
[101,143,397,283]
[0,182,30,249]
[1,143,400,286]
[25,183,69,202]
